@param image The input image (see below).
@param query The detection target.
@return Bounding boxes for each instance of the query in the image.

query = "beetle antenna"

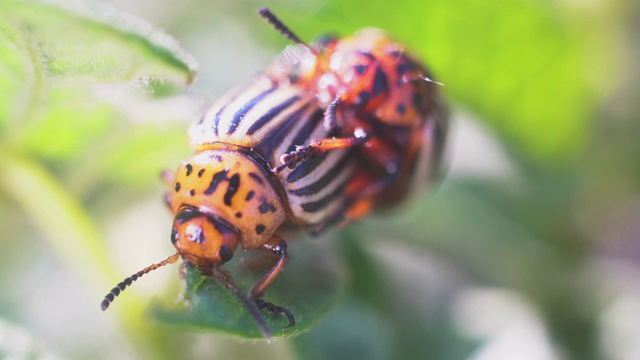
[258,8,312,52]
[421,75,444,86]
[101,253,180,311]
[211,266,271,338]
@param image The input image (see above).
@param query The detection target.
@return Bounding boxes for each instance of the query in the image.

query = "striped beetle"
[261,8,447,207]
[101,76,359,332]
[100,8,447,335]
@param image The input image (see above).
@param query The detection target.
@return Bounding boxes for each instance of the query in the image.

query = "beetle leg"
[249,235,295,328]
[161,169,175,186]
[163,193,172,209]
[273,128,371,173]
[323,97,340,130]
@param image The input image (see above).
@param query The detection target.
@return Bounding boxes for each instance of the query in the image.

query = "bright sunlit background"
[1,0,639,359]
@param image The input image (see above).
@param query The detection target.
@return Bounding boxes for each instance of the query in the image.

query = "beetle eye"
[171,228,179,244]
[219,245,234,262]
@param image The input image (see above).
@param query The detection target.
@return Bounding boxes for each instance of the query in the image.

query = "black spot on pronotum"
[219,245,234,262]
[354,64,367,75]
[189,189,195,196]
[245,190,255,201]
[259,200,278,214]
[185,164,193,176]
[174,182,181,192]
[224,174,241,206]
[396,103,406,115]
[259,202,269,214]
[354,91,370,109]
[372,67,389,96]
[198,169,205,177]
[204,170,229,195]
[214,155,223,162]
[256,224,266,235]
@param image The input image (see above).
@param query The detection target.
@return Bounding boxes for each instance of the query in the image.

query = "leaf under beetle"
[153,237,346,339]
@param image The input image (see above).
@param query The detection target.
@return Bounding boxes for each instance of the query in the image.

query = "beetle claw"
[255,298,296,328]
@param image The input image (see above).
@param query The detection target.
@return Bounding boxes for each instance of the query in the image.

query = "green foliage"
[280,0,592,164]
[0,1,194,83]
[155,239,345,338]
[0,0,194,157]
[0,0,633,359]
[0,0,196,353]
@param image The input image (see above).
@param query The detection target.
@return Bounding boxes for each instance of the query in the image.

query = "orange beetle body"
[169,148,287,269]
[272,29,434,128]
[266,24,447,207]
[101,9,447,336]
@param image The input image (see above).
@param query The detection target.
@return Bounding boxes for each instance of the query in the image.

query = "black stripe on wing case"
[226,87,276,135]
[252,103,312,159]
[285,108,323,154]
[300,179,349,213]
[286,152,329,183]
[210,83,254,136]
[288,154,351,196]
[246,95,302,135]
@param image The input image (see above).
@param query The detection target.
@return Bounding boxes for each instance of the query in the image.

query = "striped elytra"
[262,9,448,207]
[100,78,359,334]
[190,76,358,230]
[101,8,447,337]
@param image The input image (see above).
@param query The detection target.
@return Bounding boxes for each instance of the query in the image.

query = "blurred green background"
[1,0,639,359]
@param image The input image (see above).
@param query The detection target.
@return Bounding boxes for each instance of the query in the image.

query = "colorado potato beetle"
[101,76,359,331]
[100,8,447,336]
[261,8,447,206]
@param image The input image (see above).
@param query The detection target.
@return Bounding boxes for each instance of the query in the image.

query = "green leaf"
[0,0,196,156]
[0,25,30,131]
[16,84,115,160]
[153,238,346,339]
[0,150,118,287]
[292,234,478,360]
[65,122,189,194]
[0,1,195,84]
[291,301,393,360]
